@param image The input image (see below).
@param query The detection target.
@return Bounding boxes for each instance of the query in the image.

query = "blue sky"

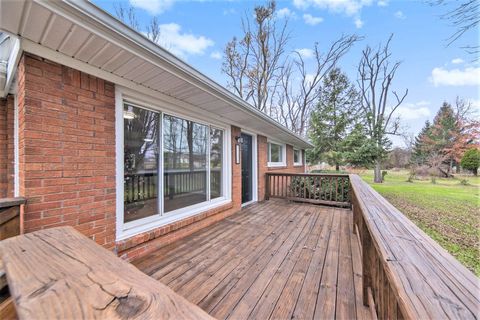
[94,0,479,146]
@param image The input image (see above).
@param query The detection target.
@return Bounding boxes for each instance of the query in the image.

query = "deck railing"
[265,173,350,207]
[265,173,479,319]
[349,175,479,319]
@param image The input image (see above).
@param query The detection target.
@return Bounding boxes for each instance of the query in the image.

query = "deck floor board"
[133,199,371,320]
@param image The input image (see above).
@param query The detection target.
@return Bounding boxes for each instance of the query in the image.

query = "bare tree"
[114,2,140,31]
[431,0,480,58]
[277,35,361,135]
[114,2,161,43]
[357,35,408,183]
[223,1,289,115]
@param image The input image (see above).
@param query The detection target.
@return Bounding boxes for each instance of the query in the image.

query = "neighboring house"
[0,0,311,260]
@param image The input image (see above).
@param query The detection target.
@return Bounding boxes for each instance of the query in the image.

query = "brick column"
[16,53,116,249]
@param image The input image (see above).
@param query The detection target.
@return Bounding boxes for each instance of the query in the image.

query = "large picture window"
[123,103,226,225]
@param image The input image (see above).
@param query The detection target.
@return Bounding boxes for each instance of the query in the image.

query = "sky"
[93,0,479,147]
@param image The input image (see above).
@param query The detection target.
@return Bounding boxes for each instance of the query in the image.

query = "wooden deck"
[133,199,371,320]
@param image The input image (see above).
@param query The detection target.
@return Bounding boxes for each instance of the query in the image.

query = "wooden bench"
[350,174,480,319]
[0,198,26,241]
[0,227,213,319]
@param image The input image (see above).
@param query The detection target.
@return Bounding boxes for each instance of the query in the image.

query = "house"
[0,0,311,260]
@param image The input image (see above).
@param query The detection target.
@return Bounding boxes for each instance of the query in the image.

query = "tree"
[341,123,380,168]
[222,1,288,115]
[461,148,480,176]
[357,35,408,183]
[431,0,479,58]
[223,1,360,135]
[114,2,161,42]
[412,120,433,165]
[308,68,360,170]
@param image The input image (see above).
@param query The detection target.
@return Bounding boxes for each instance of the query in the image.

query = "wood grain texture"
[0,227,213,320]
[350,174,480,320]
[134,199,371,320]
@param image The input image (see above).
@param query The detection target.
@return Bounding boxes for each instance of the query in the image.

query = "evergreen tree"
[412,120,432,165]
[461,148,480,176]
[308,68,359,170]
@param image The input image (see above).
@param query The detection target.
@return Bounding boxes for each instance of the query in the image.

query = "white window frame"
[115,87,232,241]
[267,140,286,167]
[293,148,303,166]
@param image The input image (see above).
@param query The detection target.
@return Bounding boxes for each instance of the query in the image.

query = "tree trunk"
[335,163,340,171]
[473,168,478,176]
[374,161,383,183]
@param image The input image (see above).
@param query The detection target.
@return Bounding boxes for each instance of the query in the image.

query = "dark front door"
[241,133,253,204]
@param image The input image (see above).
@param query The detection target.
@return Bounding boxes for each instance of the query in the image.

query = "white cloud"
[377,0,389,6]
[210,51,222,60]
[156,23,214,57]
[296,48,315,58]
[396,102,431,120]
[394,10,406,19]
[277,7,295,19]
[430,67,480,86]
[223,8,236,15]
[129,0,175,15]
[305,73,316,85]
[354,18,364,28]
[303,13,323,25]
[451,58,464,64]
[293,0,374,16]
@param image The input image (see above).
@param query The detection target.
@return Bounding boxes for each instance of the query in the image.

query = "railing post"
[265,174,270,200]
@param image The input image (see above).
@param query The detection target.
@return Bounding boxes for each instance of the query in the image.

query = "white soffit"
[0,0,312,149]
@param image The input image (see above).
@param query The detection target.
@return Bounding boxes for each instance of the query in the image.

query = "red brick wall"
[17,53,116,249]
[118,125,243,261]
[0,95,15,198]
[257,134,305,201]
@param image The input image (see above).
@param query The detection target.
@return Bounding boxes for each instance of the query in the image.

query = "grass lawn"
[357,169,479,276]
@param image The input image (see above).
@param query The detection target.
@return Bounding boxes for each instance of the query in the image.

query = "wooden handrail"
[349,174,479,319]
[265,173,350,207]
[0,227,213,320]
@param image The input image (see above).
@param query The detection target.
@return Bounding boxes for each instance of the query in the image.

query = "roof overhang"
[0,32,21,97]
[0,0,312,149]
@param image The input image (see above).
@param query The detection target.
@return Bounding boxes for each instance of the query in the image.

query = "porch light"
[235,136,244,144]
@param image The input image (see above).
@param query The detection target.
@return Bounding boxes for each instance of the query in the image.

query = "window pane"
[123,104,159,223]
[270,143,282,162]
[163,114,207,212]
[210,128,223,199]
[294,150,300,163]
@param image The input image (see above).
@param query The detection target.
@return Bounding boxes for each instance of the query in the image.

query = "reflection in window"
[210,128,223,199]
[268,143,283,163]
[123,104,159,223]
[163,115,207,213]
[294,149,301,164]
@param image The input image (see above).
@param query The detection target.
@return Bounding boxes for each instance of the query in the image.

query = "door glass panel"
[123,104,159,223]
[241,133,252,203]
[210,128,223,199]
[163,114,207,212]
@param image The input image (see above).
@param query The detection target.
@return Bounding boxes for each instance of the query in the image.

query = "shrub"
[459,179,469,186]
[290,176,350,203]
[461,148,480,176]
[430,176,437,184]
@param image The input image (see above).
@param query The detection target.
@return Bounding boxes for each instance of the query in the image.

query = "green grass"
[358,169,480,276]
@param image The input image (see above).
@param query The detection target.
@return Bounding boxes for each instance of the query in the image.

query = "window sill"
[117,198,232,241]
[268,162,287,168]
[294,163,303,167]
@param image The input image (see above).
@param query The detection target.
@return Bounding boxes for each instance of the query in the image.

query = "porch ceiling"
[0,0,312,149]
